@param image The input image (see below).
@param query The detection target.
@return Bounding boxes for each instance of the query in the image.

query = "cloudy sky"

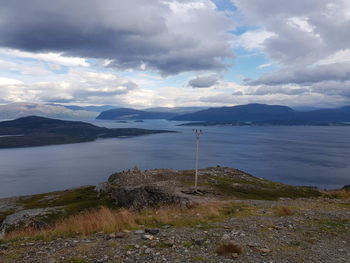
[0,0,349,108]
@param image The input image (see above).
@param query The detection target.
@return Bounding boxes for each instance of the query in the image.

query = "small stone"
[258,248,272,253]
[134,229,145,235]
[108,233,116,239]
[115,232,128,238]
[144,248,152,254]
[231,253,239,258]
[142,234,154,240]
[145,228,160,235]
[221,234,230,241]
[164,239,175,247]
[193,239,204,246]
[0,244,9,250]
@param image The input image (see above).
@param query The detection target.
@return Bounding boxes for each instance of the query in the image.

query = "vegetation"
[3,201,247,241]
[175,169,322,200]
[273,206,296,216]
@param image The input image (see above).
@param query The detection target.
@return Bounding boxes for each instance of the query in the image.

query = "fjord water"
[0,119,349,198]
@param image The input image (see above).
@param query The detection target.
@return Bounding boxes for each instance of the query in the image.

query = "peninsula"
[0,116,174,148]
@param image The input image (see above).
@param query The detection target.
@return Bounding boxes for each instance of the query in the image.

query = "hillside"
[172,103,350,123]
[0,167,348,263]
[0,116,173,148]
[97,108,179,120]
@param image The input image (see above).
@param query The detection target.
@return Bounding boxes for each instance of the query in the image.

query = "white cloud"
[257,63,272,69]
[0,76,23,85]
[316,49,350,65]
[233,30,275,50]
[0,48,89,67]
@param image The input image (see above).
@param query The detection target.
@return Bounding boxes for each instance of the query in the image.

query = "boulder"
[110,183,190,210]
[0,208,60,237]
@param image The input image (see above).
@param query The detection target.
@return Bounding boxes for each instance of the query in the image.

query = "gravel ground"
[0,198,349,263]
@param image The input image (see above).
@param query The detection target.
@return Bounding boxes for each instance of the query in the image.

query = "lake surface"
[0,119,349,198]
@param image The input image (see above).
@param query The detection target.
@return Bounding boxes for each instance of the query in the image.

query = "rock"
[107,233,116,239]
[145,228,160,235]
[110,184,190,210]
[221,234,231,241]
[115,232,128,238]
[231,253,239,258]
[134,229,145,235]
[0,208,60,236]
[142,234,154,240]
[94,182,110,195]
[163,239,175,247]
[144,248,152,254]
[257,248,272,253]
[0,244,9,250]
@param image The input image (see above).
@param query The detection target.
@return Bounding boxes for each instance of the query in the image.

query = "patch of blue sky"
[212,0,237,11]
[223,48,276,83]
[230,25,260,36]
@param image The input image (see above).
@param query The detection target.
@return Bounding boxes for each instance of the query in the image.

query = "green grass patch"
[315,219,350,233]
[15,186,115,225]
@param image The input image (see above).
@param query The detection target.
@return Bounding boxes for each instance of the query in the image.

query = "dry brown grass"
[326,189,350,199]
[4,201,240,241]
[216,241,243,256]
[273,206,296,216]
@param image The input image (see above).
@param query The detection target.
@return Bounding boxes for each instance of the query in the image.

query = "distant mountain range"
[2,103,350,125]
[172,103,350,124]
[96,108,180,120]
[49,104,117,112]
[0,103,98,120]
[0,116,173,148]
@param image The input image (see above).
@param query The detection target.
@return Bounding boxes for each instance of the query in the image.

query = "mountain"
[172,103,350,123]
[299,106,350,122]
[0,116,173,148]
[49,104,117,112]
[172,104,296,122]
[96,108,179,120]
[0,103,98,120]
[144,106,207,114]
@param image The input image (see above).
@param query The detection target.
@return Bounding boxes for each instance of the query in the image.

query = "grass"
[4,201,247,241]
[315,219,350,233]
[326,189,350,199]
[198,174,322,200]
[16,186,115,220]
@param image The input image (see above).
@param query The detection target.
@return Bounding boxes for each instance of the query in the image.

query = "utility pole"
[193,129,202,191]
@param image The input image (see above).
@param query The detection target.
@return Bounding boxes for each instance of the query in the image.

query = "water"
[0,119,349,198]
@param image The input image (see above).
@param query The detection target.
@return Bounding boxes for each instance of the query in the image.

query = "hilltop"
[0,167,348,262]
[0,116,173,148]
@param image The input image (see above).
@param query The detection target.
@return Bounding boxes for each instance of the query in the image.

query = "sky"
[0,0,350,108]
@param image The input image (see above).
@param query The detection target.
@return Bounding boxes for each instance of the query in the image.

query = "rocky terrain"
[0,167,349,263]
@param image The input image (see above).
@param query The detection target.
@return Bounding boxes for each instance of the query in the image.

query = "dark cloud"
[0,0,234,75]
[188,74,219,88]
[249,86,309,95]
[247,63,350,86]
[233,0,350,102]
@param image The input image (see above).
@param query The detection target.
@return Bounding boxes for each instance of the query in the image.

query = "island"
[0,116,174,148]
